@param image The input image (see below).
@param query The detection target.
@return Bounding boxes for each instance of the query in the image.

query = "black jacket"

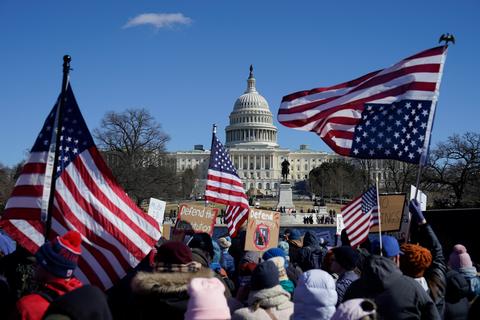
[344,255,440,320]
[410,223,447,317]
[445,269,470,320]
[297,231,325,271]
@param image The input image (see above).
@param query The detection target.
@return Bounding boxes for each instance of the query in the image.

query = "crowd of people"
[0,199,479,319]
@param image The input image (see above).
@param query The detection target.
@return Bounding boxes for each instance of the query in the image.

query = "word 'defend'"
[182,207,214,219]
[250,210,274,221]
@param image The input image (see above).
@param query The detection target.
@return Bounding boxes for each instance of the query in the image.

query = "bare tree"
[93,108,175,204]
[383,160,418,193]
[423,132,480,207]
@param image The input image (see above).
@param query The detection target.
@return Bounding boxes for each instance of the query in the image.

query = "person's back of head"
[43,285,112,320]
[371,236,402,267]
[188,233,214,262]
[399,243,432,279]
[185,277,230,320]
[35,230,82,280]
[293,269,337,320]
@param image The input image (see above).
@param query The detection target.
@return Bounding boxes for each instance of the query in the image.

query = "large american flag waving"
[1,85,161,290]
[205,129,250,237]
[278,46,448,165]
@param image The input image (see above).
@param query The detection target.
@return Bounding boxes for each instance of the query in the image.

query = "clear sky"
[1,1,478,167]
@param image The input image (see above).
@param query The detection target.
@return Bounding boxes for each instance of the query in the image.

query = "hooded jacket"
[130,267,214,320]
[293,269,337,320]
[297,231,324,271]
[444,269,470,320]
[344,255,440,320]
[16,277,83,320]
[232,285,293,320]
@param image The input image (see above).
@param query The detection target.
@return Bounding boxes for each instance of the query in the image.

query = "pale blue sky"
[1,1,478,166]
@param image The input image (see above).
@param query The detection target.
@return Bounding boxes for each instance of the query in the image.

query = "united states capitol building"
[168,66,387,196]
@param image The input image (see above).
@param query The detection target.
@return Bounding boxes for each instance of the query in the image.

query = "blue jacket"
[220,249,235,277]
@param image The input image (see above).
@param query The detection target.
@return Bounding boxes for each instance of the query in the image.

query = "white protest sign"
[410,185,427,211]
[336,214,345,235]
[148,198,166,225]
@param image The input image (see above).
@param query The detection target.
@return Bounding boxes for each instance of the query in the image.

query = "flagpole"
[205,124,217,209]
[44,55,71,241]
[375,176,383,256]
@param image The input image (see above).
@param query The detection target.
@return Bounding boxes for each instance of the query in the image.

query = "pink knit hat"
[448,244,473,269]
[185,277,231,320]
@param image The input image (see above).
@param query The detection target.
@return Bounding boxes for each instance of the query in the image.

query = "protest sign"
[410,185,427,211]
[336,213,345,235]
[370,194,407,232]
[245,209,280,252]
[148,198,166,225]
[175,203,218,236]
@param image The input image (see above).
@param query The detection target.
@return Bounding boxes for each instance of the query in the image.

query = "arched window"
[266,183,270,190]
[258,183,262,189]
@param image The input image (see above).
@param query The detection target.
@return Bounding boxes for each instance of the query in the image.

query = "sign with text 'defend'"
[370,194,407,233]
[175,203,218,236]
[245,209,280,252]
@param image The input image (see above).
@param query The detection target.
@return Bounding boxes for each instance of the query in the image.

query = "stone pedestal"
[277,182,295,210]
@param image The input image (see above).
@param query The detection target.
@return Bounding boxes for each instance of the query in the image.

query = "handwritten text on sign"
[177,204,218,235]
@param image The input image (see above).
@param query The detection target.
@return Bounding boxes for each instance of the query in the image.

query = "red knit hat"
[155,241,193,264]
[400,243,432,278]
[35,230,82,278]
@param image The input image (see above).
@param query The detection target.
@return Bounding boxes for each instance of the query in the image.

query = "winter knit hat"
[331,298,377,320]
[217,237,232,249]
[448,244,473,269]
[267,256,289,282]
[185,277,231,320]
[263,247,286,261]
[156,241,193,264]
[289,229,302,240]
[251,260,279,291]
[35,230,82,278]
[241,251,262,264]
[278,241,290,261]
[188,233,214,261]
[400,243,432,278]
[332,246,359,271]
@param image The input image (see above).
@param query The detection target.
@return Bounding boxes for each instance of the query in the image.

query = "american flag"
[278,46,448,165]
[204,130,249,237]
[341,186,379,247]
[0,85,161,290]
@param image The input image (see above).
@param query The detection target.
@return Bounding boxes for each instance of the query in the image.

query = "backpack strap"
[34,286,61,303]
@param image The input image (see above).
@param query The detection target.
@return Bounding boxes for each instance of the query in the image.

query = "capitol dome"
[225,65,278,148]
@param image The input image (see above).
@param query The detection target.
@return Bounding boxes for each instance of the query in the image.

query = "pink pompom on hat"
[448,244,473,269]
[185,277,231,320]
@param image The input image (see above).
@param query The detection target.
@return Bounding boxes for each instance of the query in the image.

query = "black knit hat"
[251,260,279,291]
[332,246,359,271]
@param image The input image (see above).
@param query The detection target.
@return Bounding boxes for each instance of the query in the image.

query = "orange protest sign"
[244,209,280,252]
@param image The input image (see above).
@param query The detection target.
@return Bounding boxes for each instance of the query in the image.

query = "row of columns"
[233,154,275,171]
[226,129,277,143]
